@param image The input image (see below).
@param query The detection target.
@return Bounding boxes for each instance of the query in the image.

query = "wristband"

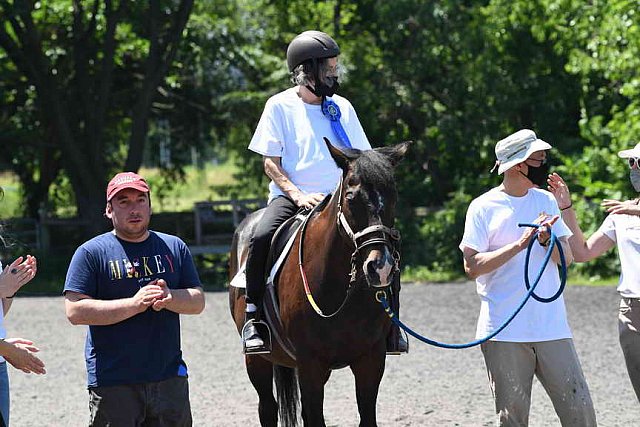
[560,203,572,211]
[539,238,550,247]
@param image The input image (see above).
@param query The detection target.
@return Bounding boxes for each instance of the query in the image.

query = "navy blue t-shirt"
[63,231,201,388]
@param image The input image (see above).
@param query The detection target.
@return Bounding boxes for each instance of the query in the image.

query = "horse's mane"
[351,149,396,193]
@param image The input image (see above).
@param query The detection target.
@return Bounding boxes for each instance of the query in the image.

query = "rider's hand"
[547,173,572,210]
[601,198,640,215]
[293,192,325,210]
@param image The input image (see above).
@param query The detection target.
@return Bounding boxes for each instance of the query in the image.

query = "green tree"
[0,0,193,237]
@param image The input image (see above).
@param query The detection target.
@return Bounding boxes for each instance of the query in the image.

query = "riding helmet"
[286,30,340,72]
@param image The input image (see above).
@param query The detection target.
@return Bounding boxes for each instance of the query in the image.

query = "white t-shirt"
[248,87,371,202]
[598,213,640,298]
[459,187,573,342]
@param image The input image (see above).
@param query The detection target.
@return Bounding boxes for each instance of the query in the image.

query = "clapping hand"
[3,338,46,375]
[151,279,173,311]
[0,255,37,298]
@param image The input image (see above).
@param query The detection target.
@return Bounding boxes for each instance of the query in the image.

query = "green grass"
[141,162,247,213]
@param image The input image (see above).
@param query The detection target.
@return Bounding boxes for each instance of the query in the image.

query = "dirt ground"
[6,283,639,426]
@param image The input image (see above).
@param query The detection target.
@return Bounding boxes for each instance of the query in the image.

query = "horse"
[229,139,410,426]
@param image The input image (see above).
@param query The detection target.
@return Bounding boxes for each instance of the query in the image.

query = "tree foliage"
[1,0,638,278]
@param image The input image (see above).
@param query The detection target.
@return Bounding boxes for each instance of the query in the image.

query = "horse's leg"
[246,355,278,427]
[350,345,386,427]
[298,361,329,427]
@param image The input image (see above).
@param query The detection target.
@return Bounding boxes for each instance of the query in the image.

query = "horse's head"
[325,138,410,289]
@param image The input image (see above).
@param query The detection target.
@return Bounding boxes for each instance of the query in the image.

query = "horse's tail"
[274,364,298,427]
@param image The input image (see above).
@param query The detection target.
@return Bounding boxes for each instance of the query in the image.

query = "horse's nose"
[366,258,381,276]
[363,248,393,287]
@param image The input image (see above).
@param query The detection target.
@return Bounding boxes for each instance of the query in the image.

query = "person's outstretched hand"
[0,255,38,298]
[2,338,46,374]
[601,198,640,215]
[547,173,572,210]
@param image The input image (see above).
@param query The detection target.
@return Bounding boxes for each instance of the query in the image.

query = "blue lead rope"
[377,223,567,349]
[321,99,352,149]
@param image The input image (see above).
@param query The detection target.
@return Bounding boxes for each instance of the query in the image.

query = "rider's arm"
[462,242,526,280]
[264,156,304,204]
[561,207,615,262]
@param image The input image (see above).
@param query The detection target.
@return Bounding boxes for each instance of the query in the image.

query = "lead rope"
[377,223,567,349]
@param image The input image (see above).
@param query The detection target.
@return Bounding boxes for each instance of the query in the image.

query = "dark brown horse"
[229,139,409,426]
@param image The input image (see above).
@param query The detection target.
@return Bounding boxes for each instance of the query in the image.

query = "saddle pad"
[228,217,302,289]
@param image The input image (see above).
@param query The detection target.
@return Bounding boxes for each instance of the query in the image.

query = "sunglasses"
[629,157,640,169]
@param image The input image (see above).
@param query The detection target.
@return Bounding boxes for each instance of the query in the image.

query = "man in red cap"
[63,171,205,426]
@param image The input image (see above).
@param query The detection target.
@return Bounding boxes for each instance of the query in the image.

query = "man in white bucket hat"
[549,141,640,403]
[460,129,596,426]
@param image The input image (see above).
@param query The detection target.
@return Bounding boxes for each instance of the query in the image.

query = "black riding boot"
[242,310,269,354]
[385,278,408,355]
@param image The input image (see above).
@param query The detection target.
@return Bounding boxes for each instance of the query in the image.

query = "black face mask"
[521,162,549,187]
[307,76,339,98]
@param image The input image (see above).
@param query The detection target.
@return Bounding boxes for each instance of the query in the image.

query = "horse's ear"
[375,141,412,167]
[325,137,351,171]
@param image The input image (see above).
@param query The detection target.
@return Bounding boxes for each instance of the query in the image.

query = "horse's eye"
[345,190,356,201]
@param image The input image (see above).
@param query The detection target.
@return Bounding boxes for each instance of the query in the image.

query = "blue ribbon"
[321,99,352,149]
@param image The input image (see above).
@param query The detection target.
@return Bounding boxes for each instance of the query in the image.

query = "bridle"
[335,178,402,285]
[298,176,401,318]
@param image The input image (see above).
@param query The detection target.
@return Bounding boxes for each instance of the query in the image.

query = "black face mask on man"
[307,76,339,98]
[520,161,550,187]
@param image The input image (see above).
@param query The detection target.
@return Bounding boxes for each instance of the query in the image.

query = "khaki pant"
[619,297,640,402]
[481,339,596,427]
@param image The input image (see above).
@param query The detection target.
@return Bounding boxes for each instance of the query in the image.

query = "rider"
[242,30,406,355]
[459,129,596,426]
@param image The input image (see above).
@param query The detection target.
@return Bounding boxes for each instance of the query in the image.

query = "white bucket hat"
[618,142,640,158]
[493,129,552,175]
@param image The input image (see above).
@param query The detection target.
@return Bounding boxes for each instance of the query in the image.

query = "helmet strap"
[306,57,323,98]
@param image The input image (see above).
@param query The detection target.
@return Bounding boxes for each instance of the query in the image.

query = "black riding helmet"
[286,30,340,72]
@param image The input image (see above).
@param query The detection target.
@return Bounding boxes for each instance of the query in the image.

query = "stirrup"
[386,329,409,356]
[241,319,272,355]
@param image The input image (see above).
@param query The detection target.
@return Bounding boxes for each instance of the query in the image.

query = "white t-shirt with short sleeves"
[459,187,573,342]
[598,213,640,298]
[248,87,371,202]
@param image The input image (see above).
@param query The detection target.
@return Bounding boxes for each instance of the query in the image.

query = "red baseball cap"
[106,172,150,201]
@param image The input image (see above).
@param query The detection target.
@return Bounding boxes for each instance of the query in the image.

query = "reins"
[377,223,567,349]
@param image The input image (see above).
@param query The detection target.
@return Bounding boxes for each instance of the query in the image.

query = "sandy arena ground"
[6,283,639,426]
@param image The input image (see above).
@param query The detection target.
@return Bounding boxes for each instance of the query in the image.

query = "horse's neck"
[307,192,352,260]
